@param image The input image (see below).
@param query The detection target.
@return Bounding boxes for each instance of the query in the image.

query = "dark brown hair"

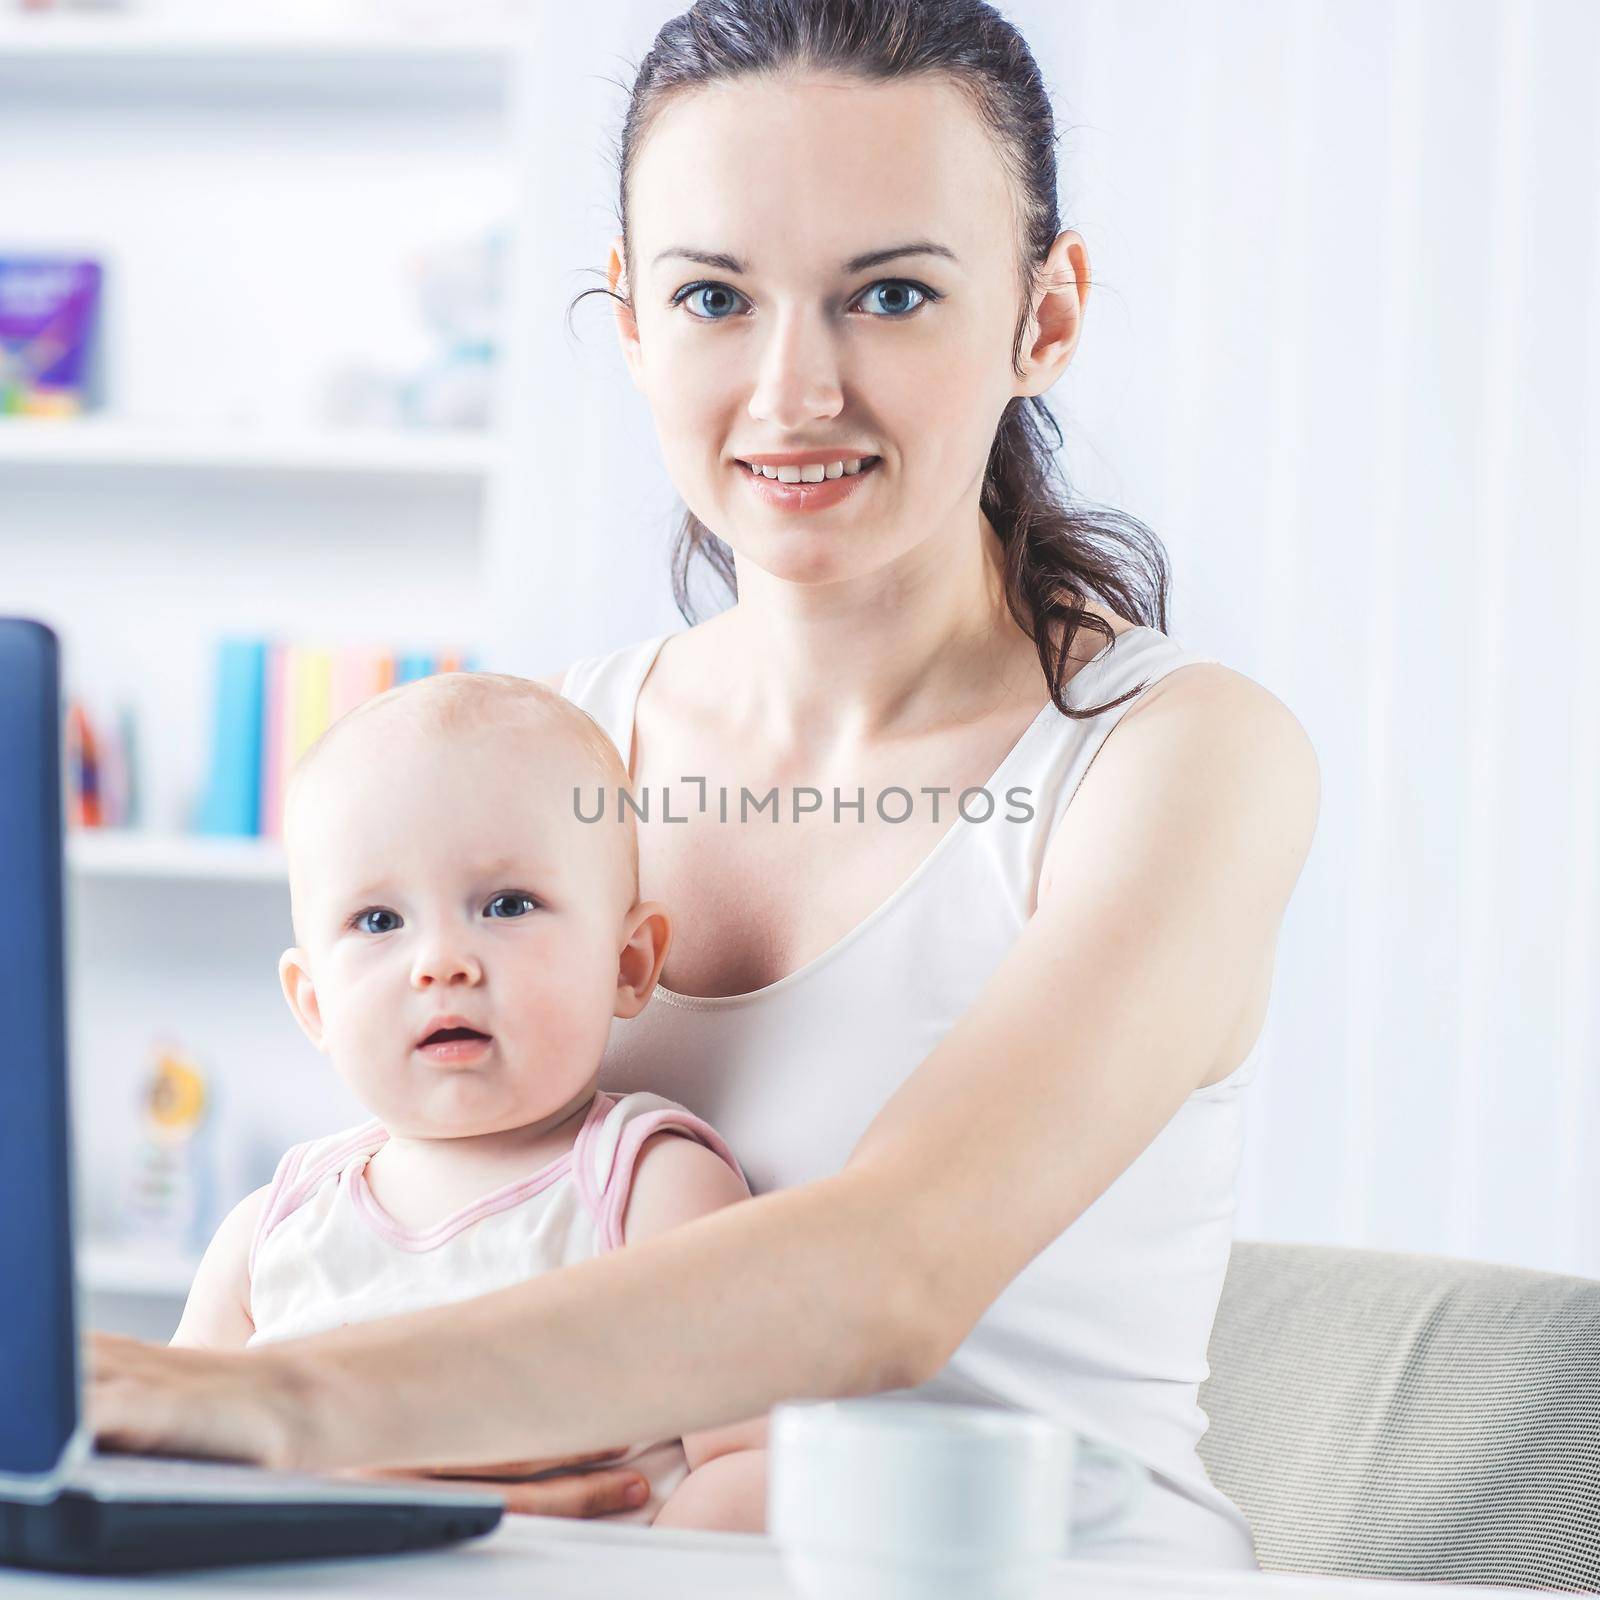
[568,0,1171,718]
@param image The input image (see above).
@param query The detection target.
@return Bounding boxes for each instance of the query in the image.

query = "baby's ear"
[615,901,671,1020]
[278,947,327,1051]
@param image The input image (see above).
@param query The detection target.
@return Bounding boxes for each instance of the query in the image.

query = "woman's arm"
[618,1128,771,1472]
[92,666,1318,1475]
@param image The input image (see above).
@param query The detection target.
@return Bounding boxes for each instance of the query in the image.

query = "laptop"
[0,617,504,1574]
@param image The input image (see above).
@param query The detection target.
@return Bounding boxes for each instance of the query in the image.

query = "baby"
[170,671,767,1532]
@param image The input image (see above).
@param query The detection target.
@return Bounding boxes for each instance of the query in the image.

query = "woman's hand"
[347,1456,651,1519]
[90,1333,649,1517]
[89,1332,306,1469]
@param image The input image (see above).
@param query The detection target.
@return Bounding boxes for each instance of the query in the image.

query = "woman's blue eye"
[857,281,930,317]
[677,282,746,320]
[671,278,936,321]
[354,908,401,935]
[485,892,538,919]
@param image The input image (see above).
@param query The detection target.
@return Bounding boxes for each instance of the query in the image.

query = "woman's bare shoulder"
[1126,657,1307,736]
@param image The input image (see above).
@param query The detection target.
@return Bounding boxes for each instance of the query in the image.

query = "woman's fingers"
[86,1331,292,1468]
[495,1467,650,1518]
[426,1449,630,1481]
[348,1447,630,1484]
[347,1464,648,1518]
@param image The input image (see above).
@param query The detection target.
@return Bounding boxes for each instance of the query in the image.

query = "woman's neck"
[719,512,1036,750]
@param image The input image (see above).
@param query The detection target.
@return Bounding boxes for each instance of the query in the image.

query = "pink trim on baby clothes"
[592,1104,749,1253]
[569,1089,619,1233]
[248,1119,386,1277]
[344,1093,614,1254]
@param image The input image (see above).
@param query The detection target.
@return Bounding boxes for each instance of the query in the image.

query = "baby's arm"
[168,1186,269,1350]
[620,1134,772,1532]
[653,1419,769,1533]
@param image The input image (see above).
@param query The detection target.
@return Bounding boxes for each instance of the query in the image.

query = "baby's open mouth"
[419,1025,492,1049]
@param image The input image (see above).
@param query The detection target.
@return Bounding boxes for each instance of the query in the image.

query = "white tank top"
[246,1089,746,1526]
[562,625,1262,1568]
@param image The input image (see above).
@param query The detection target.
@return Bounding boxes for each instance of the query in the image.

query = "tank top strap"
[248,1118,387,1278]
[1018,626,1222,838]
[573,1090,749,1253]
[558,634,672,768]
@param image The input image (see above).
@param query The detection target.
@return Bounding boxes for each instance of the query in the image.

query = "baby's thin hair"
[282,671,641,926]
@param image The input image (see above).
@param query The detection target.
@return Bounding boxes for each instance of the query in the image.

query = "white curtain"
[1029,0,1600,1275]
[501,1,1600,1277]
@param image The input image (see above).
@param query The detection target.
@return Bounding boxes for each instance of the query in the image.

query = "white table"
[0,1515,1573,1598]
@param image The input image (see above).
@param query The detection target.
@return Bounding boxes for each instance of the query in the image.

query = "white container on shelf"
[77,1238,200,1301]
[0,418,496,484]
[67,830,288,884]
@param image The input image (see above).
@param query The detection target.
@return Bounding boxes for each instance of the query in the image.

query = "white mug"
[768,1398,1146,1600]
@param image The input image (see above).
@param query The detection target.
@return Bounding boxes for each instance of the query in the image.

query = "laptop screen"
[0,619,78,1478]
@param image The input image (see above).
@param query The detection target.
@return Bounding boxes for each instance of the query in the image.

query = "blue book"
[197,638,266,836]
[395,652,433,684]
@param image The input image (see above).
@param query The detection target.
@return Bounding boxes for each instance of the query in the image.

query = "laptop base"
[0,1488,501,1575]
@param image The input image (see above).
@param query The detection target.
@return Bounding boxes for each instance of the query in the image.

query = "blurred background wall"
[1,0,1593,1340]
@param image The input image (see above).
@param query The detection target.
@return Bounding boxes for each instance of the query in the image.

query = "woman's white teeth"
[748,458,869,483]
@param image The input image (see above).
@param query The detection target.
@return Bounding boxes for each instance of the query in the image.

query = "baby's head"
[276,672,668,1141]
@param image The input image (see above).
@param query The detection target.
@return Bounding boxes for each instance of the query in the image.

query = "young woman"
[93,0,1319,1568]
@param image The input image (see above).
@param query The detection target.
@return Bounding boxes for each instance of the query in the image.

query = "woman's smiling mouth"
[734,455,881,512]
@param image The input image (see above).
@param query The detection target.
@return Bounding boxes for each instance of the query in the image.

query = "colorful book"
[259,642,293,839]
[0,257,103,416]
[64,701,102,828]
[196,639,265,837]
[291,646,333,770]
[330,645,387,723]
[231,637,471,837]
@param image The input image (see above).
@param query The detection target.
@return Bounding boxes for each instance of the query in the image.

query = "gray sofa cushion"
[1197,1241,1600,1590]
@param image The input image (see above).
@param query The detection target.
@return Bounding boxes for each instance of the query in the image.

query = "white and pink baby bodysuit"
[246,1089,747,1524]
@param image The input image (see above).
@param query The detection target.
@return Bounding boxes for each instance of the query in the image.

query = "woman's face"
[610,72,1087,589]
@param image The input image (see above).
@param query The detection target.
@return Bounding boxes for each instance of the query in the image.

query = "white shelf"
[78,1239,199,1300]
[0,420,495,485]
[68,831,288,884]
[0,17,520,104]
[0,15,522,63]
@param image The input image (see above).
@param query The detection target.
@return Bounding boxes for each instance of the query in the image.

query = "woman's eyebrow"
[652,240,959,274]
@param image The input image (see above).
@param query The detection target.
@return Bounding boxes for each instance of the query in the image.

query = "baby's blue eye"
[354,908,401,935]
[485,892,538,919]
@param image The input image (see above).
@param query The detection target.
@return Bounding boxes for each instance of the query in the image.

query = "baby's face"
[280,721,649,1140]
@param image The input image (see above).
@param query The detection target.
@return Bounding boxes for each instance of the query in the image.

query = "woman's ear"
[607,233,642,389]
[1016,228,1090,399]
[615,900,671,1020]
[278,947,328,1052]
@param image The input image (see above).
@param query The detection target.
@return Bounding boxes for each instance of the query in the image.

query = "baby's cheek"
[321,1002,396,1088]
[510,975,610,1061]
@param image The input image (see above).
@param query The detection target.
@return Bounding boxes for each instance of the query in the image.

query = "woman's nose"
[746,308,844,428]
